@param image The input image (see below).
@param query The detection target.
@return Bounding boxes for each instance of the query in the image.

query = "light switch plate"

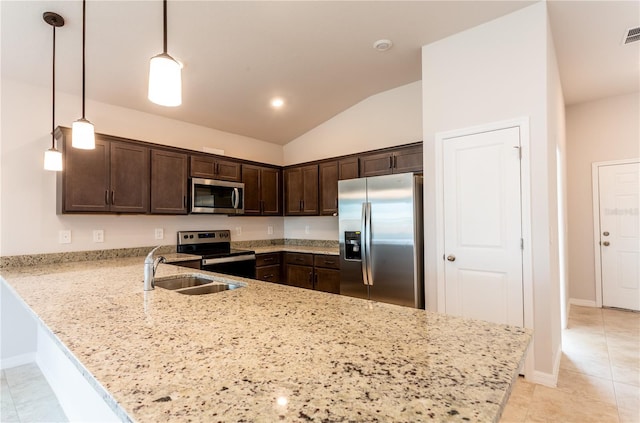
[267,226,273,235]
[304,225,310,234]
[154,228,164,240]
[93,229,104,243]
[235,226,242,236]
[59,230,71,244]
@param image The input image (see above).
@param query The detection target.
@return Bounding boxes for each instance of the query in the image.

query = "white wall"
[1,280,37,366]
[0,79,284,256]
[422,2,562,381]
[565,92,640,303]
[283,81,422,165]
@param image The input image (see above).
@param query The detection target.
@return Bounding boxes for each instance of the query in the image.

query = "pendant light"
[43,12,64,172]
[148,0,182,107]
[72,0,95,149]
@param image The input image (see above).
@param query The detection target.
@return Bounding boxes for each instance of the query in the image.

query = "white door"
[443,127,523,326]
[599,162,640,311]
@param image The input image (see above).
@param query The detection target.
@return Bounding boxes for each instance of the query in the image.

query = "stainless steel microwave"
[190,178,244,214]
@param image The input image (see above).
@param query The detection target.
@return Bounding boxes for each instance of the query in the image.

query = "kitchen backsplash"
[0,239,339,269]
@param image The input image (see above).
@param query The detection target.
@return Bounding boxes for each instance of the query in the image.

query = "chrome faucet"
[144,246,166,291]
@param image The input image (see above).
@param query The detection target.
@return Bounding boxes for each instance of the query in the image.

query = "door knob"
[603,231,610,236]
[447,255,456,262]
[602,241,610,246]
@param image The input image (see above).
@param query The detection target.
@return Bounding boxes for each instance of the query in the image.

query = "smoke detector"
[622,27,640,45]
[373,39,393,52]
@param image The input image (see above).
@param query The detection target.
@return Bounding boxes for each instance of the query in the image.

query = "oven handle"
[202,254,256,266]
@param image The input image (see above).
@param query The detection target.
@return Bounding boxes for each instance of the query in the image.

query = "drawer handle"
[324,260,335,265]
[295,258,303,262]
[263,257,274,262]
[264,274,273,279]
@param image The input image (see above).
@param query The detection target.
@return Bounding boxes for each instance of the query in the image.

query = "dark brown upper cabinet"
[57,131,149,213]
[319,161,338,216]
[242,164,282,216]
[338,157,359,180]
[190,154,241,182]
[284,165,318,216]
[150,149,188,214]
[359,145,423,178]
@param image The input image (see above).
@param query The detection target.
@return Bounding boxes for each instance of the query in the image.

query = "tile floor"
[1,362,67,423]
[501,306,640,423]
[0,306,637,423]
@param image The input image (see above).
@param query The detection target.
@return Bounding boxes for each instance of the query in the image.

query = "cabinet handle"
[264,274,274,279]
[183,196,186,208]
[299,200,303,211]
[264,257,274,262]
[393,155,397,168]
[111,190,115,205]
[260,200,264,213]
[324,260,335,265]
[105,190,109,205]
[295,257,303,262]
[309,272,313,283]
[389,156,393,169]
[335,198,338,208]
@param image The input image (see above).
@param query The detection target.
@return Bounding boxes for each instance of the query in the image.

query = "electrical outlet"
[235,226,242,236]
[305,225,310,234]
[154,228,164,240]
[93,229,104,243]
[267,225,273,235]
[59,230,71,244]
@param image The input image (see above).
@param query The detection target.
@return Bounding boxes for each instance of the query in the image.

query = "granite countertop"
[1,258,530,422]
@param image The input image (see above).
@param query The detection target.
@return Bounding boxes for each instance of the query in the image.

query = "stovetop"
[176,230,254,258]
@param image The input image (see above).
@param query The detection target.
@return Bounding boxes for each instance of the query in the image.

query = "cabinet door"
[150,149,188,214]
[286,264,314,289]
[261,167,281,215]
[301,165,319,215]
[319,161,338,216]
[359,152,393,177]
[393,145,423,174]
[338,157,359,180]
[190,155,216,178]
[110,142,149,213]
[314,268,340,294]
[256,265,281,283]
[284,167,303,215]
[215,159,242,182]
[242,165,261,215]
[62,137,110,212]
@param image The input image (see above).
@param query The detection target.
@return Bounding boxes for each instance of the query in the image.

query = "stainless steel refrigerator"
[339,173,424,308]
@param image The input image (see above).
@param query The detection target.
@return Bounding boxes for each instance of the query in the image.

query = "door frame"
[591,158,640,308]
[435,117,534,375]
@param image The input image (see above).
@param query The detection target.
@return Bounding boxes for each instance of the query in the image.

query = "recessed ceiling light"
[271,98,285,108]
[373,39,393,52]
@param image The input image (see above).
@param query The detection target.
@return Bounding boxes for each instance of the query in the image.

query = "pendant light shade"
[148,0,182,107]
[71,118,95,149]
[148,53,182,106]
[72,0,95,149]
[44,148,63,171]
[43,12,64,172]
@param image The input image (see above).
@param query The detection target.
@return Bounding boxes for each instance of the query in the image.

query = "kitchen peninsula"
[1,257,531,422]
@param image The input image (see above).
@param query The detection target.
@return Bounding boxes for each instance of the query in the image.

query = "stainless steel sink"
[154,275,244,295]
[155,275,213,290]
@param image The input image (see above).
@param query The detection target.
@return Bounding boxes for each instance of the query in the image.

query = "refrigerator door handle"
[365,202,373,285]
[361,202,369,286]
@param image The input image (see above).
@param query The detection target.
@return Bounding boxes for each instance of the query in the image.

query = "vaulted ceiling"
[2,1,638,145]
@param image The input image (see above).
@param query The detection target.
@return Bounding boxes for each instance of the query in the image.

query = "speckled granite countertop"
[1,258,530,423]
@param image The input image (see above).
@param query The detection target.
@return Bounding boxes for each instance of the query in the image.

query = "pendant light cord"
[51,24,56,148]
[81,0,86,119]
[163,0,168,54]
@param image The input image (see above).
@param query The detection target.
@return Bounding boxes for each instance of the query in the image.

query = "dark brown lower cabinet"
[284,252,340,293]
[255,252,282,283]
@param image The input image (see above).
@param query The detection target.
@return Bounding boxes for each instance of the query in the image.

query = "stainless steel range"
[177,230,256,279]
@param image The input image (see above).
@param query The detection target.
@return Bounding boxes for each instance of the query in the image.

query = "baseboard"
[569,298,597,308]
[527,346,561,388]
[0,352,36,369]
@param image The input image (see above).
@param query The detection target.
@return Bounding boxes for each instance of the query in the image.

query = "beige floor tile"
[525,384,620,423]
[0,379,19,423]
[500,377,536,423]
[561,351,613,380]
[618,407,640,423]
[556,368,617,405]
[614,382,640,412]
[612,364,640,387]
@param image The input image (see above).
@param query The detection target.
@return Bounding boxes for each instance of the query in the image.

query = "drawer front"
[256,265,281,283]
[256,252,280,267]
[313,254,340,269]
[285,252,313,266]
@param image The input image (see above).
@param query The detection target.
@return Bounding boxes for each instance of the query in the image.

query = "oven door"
[202,254,256,279]
[191,178,244,214]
